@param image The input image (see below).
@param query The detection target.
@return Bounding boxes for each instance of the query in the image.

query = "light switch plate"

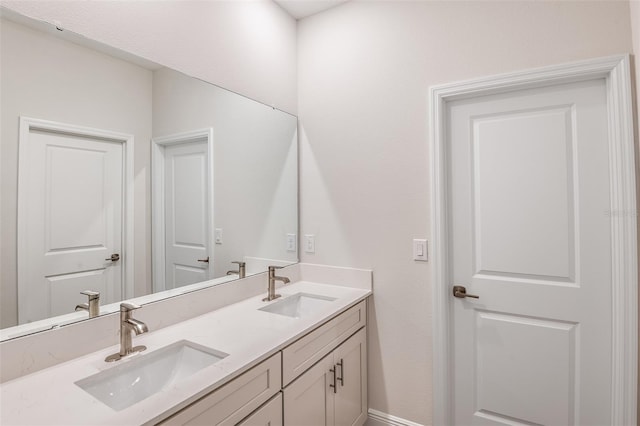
[304,235,315,253]
[413,239,428,261]
[286,234,297,252]
[215,228,223,244]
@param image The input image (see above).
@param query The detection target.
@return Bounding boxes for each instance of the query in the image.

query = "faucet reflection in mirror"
[227,261,247,279]
[75,291,100,319]
[0,8,298,341]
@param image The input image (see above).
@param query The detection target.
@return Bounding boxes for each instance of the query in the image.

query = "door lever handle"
[197,256,209,263]
[453,285,479,299]
[105,254,120,262]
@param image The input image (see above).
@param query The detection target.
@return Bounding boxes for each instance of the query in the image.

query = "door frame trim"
[429,55,638,425]
[151,128,214,293]
[17,116,135,317]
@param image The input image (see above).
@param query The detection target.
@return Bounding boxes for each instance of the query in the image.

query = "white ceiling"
[274,0,349,20]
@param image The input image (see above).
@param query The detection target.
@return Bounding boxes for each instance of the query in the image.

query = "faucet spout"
[75,303,89,312]
[125,318,148,335]
[275,276,290,284]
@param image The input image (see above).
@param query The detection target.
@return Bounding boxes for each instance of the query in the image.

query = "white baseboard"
[367,409,425,426]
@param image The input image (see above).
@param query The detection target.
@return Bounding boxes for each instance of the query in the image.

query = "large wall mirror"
[0,9,298,341]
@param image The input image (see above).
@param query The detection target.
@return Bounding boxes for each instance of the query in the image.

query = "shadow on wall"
[298,123,356,267]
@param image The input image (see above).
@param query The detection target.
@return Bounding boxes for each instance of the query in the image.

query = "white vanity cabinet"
[159,353,282,426]
[281,300,366,386]
[281,300,367,426]
[159,299,368,426]
[283,328,367,426]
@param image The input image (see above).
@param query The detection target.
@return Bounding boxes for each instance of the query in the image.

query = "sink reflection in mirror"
[75,340,228,411]
[259,293,337,319]
[0,7,298,341]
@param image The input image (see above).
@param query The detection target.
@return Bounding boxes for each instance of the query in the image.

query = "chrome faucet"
[75,290,100,318]
[226,261,246,278]
[263,265,290,302]
[105,303,148,362]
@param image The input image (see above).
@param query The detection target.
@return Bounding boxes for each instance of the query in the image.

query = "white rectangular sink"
[259,292,337,318]
[75,340,228,411]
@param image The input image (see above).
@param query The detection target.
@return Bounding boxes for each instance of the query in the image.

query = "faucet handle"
[81,290,100,300]
[232,261,246,266]
[120,302,141,312]
[268,265,284,270]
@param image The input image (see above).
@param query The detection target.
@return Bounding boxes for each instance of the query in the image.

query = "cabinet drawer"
[237,393,283,426]
[159,353,282,426]
[282,300,366,386]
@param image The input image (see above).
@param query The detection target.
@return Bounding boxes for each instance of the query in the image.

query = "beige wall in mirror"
[0,12,298,339]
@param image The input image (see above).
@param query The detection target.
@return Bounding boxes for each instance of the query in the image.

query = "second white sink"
[75,340,228,411]
[259,292,337,318]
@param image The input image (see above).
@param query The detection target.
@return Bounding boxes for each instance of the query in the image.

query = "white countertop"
[0,281,370,425]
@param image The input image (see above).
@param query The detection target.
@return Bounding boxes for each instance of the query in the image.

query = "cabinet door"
[238,393,283,426]
[333,328,367,426]
[283,354,335,426]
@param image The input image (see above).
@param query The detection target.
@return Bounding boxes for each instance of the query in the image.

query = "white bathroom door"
[447,78,613,425]
[18,121,124,323]
[164,140,211,288]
